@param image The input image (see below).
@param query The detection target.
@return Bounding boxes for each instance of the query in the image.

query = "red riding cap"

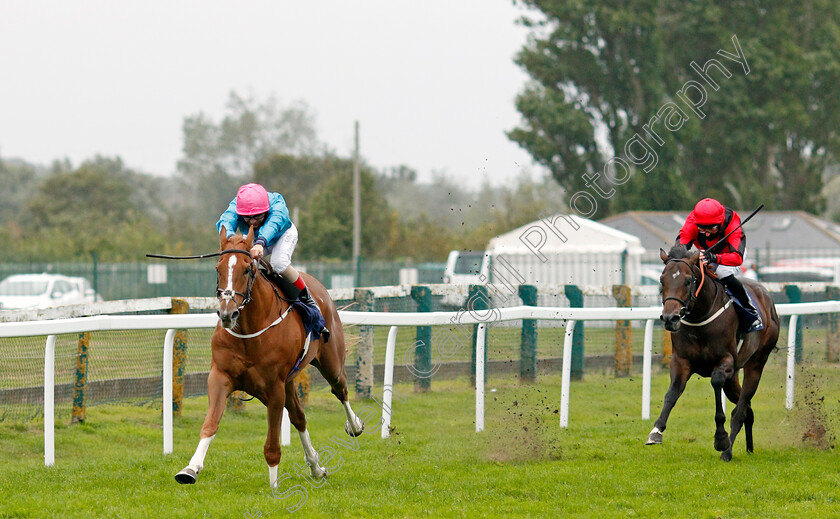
[693,198,725,225]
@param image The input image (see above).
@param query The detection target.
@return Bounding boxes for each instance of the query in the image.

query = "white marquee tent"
[486,214,646,286]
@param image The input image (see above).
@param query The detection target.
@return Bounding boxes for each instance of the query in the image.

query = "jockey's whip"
[706,204,764,254]
[146,252,222,260]
[146,249,252,260]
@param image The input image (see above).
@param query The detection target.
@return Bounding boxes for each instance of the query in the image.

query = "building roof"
[600,211,840,256]
[487,214,645,255]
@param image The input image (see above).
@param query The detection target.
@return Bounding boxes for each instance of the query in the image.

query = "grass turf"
[1,352,838,518]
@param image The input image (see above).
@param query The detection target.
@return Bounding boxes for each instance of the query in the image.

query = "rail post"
[354,288,375,399]
[411,285,432,392]
[827,286,840,363]
[468,285,490,387]
[71,332,90,424]
[613,285,632,377]
[564,284,585,380]
[170,298,189,416]
[784,285,803,364]
[662,330,673,368]
[519,284,538,383]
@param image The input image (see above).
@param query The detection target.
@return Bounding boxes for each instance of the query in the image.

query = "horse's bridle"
[662,258,699,318]
[215,248,257,312]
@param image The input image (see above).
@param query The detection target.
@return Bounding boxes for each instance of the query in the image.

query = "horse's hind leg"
[176,367,232,484]
[723,374,753,453]
[315,356,364,437]
[744,406,755,453]
[722,361,766,461]
[646,357,690,445]
[285,379,327,478]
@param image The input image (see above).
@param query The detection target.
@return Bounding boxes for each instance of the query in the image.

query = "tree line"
[5,1,838,262]
[510,0,840,217]
[0,92,564,263]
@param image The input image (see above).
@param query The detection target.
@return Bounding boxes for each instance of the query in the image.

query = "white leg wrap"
[342,401,362,433]
[298,428,326,478]
[298,429,319,465]
[187,435,215,473]
[269,464,279,488]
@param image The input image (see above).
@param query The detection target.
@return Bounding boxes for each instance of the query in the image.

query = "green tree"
[177,91,321,222]
[253,154,348,212]
[0,157,42,225]
[20,156,166,260]
[297,166,396,260]
[510,0,840,214]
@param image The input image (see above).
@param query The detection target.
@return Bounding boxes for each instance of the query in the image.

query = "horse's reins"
[147,248,294,338]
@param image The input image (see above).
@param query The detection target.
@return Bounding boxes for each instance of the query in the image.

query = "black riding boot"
[299,287,330,342]
[720,275,763,333]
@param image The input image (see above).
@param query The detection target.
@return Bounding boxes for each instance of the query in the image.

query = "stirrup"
[746,315,763,333]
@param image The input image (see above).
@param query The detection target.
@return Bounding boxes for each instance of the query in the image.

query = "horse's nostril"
[231,310,240,321]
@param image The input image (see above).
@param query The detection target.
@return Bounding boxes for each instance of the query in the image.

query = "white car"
[0,273,101,310]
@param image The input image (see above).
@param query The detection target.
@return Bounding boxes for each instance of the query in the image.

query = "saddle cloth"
[259,265,326,343]
[723,284,764,333]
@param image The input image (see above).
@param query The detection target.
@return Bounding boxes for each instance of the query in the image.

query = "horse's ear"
[219,226,228,249]
[660,248,669,264]
[689,250,702,265]
[245,225,254,246]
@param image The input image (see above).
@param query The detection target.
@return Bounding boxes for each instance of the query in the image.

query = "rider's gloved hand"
[701,250,718,264]
[250,244,264,261]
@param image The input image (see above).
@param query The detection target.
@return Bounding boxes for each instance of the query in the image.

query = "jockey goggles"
[696,223,720,233]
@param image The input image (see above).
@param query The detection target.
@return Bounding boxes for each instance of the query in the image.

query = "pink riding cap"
[235,183,270,215]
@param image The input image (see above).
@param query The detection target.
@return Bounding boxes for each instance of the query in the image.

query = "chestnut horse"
[175,227,365,487]
[647,245,779,460]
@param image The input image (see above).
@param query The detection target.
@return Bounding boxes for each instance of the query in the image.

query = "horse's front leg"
[647,356,690,445]
[176,367,232,484]
[265,384,287,489]
[711,355,735,455]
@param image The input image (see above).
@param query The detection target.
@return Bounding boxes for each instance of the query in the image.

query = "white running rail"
[2,301,838,465]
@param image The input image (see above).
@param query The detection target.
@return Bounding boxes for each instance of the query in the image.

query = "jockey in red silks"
[217,183,329,340]
[676,198,763,333]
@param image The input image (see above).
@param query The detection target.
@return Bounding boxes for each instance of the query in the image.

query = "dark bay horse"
[647,245,779,460]
[175,227,365,487]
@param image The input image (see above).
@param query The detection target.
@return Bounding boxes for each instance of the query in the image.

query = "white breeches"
[715,264,741,279]
[267,223,298,274]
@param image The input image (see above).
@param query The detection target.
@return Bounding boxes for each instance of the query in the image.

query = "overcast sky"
[0,1,544,188]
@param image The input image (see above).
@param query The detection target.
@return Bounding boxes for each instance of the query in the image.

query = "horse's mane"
[666,243,717,278]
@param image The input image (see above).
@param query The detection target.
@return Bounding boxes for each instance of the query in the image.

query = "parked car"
[0,273,101,310]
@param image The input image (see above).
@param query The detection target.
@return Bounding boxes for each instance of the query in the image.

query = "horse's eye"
[685,279,691,286]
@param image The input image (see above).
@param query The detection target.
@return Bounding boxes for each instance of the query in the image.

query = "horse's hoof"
[310,465,328,479]
[714,435,731,452]
[175,467,197,484]
[720,450,733,462]
[344,417,364,437]
[645,431,663,445]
